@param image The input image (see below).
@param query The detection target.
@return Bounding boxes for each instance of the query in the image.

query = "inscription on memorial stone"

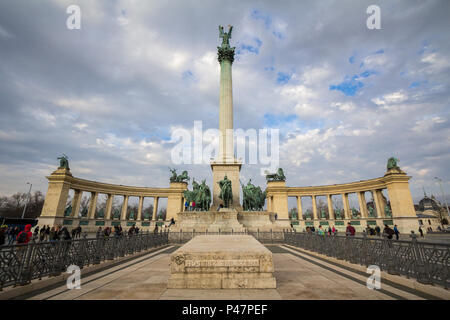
[185,259,259,267]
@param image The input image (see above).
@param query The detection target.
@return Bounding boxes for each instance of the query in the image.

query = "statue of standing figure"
[218,175,233,208]
[219,25,233,49]
[58,154,70,170]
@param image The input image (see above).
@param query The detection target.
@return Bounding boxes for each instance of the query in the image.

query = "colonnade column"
[372,190,383,218]
[327,194,334,220]
[88,192,98,219]
[105,194,113,220]
[137,196,144,221]
[121,195,129,220]
[152,197,159,220]
[342,193,350,219]
[71,189,82,218]
[312,195,318,220]
[296,196,303,220]
[357,192,367,218]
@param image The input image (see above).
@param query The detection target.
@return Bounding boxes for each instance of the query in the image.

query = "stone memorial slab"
[167,235,276,289]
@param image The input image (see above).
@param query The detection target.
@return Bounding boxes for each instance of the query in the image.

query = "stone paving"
[23,245,437,300]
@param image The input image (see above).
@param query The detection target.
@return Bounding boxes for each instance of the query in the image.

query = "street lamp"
[21,182,32,219]
[434,177,450,225]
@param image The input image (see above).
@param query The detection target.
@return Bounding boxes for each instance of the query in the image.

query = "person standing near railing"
[16,224,32,244]
[346,223,355,236]
[0,225,6,246]
[33,226,39,240]
[383,224,394,240]
[375,225,381,237]
[317,225,325,236]
[418,226,424,237]
[8,227,19,245]
[44,225,50,241]
[393,225,400,240]
[39,227,45,242]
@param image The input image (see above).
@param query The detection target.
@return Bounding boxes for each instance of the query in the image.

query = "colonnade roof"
[267,173,411,196]
[48,172,187,197]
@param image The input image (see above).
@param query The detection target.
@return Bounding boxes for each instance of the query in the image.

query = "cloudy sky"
[0,0,449,207]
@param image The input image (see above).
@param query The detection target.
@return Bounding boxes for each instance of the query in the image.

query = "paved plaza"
[17,244,444,300]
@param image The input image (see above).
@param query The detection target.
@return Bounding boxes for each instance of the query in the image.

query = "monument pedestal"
[237,211,289,231]
[211,161,242,209]
[172,209,245,232]
[168,235,276,289]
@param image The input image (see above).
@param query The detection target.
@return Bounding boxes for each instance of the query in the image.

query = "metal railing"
[167,229,286,244]
[1,230,449,291]
[284,231,450,289]
[0,231,169,290]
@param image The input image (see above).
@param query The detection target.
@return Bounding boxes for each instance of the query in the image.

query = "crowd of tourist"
[302,223,406,240]
[0,222,164,246]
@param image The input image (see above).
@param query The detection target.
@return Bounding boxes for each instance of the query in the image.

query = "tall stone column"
[88,192,98,219]
[327,194,334,220]
[372,190,383,218]
[267,196,272,212]
[358,192,367,218]
[218,58,234,162]
[71,189,82,218]
[384,173,416,217]
[121,195,129,220]
[39,168,73,228]
[312,195,318,220]
[167,182,187,221]
[137,196,144,221]
[211,25,242,208]
[342,193,350,219]
[152,197,159,221]
[296,196,303,220]
[105,194,113,220]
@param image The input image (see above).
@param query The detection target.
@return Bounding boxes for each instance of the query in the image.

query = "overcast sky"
[0,0,449,206]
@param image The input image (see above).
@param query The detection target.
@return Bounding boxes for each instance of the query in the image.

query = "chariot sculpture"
[169,168,190,183]
[265,168,286,182]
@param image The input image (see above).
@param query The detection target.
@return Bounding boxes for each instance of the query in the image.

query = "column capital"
[217,46,235,64]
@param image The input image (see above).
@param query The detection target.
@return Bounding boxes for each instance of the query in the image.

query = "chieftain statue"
[241,179,266,211]
[387,157,400,171]
[218,175,233,208]
[169,168,190,183]
[384,204,392,217]
[183,179,211,211]
[58,154,70,170]
[265,168,286,182]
